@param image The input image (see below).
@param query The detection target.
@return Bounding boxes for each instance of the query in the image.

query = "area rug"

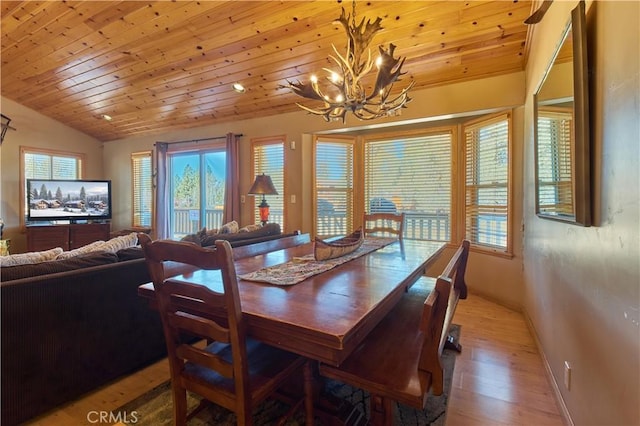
[114,325,460,425]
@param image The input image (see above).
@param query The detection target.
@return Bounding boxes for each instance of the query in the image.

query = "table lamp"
[248,173,278,225]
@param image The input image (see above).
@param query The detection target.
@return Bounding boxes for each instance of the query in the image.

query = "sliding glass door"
[169,150,226,239]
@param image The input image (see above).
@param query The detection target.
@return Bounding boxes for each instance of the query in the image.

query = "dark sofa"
[1,254,164,426]
[0,223,293,425]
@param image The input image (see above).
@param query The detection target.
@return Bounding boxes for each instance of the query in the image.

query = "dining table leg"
[304,361,315,426]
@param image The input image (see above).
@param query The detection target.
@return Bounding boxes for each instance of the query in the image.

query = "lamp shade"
[248,174,278,196]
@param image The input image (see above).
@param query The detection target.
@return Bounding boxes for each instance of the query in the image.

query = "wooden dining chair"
[318,239,470,426]
[363,212,405,240]
[139,234,312,426]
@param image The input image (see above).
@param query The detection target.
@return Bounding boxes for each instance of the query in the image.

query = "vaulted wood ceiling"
[1,1,533,142]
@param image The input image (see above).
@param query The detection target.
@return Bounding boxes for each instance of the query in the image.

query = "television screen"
[27,179,112,222]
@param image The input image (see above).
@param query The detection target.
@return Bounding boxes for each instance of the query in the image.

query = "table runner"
[238,237,396,286]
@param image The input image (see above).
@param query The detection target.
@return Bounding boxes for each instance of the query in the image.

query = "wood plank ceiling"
[1,1,533,142]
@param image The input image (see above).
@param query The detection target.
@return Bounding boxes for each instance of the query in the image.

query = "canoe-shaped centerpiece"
[314,229,364,261]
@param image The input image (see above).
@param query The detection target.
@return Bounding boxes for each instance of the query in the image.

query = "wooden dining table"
[137,238,446,367]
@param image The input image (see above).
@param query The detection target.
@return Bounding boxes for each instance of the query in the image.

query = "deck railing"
[172,208,224,238]
[173,209,458,243]
[171,208,506,246]
[316,211,451,241]
[172,208,284,238]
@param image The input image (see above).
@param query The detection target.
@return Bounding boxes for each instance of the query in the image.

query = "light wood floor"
[26,293,565,426]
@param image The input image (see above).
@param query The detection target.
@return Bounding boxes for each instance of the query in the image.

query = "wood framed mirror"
[533,1,591,226]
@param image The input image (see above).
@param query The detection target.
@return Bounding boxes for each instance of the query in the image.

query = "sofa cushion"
[0,251,119,282]
[55,240,106,260]
[200,223,281,247]
[115,246,145,261]
[0,247,64,267]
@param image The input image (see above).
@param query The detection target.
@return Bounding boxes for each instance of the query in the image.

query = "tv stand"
[26,223,110,252]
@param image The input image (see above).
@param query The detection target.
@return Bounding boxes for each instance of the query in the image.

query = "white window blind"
[131,151,153,227]
[536,109,573,215]
[464,114,510,251]
[315,139,354,237]
[252,140,285,228]
[23,149,83,221]
[364,132,452,241]
[24,152,80,180]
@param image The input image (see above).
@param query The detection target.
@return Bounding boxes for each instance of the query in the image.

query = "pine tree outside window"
[168,149,226,239]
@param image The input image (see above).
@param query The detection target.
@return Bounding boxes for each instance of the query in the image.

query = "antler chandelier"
[286,1,414,123]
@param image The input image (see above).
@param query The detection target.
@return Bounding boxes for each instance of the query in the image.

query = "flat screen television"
[27,179,112,222]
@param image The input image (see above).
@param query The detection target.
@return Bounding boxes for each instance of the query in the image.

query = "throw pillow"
[180,234,202,246]
[0,247,64,267]
[220,220,239,234]
[239,224,262,233]
[55,240,107,260]
[100,232,138,253]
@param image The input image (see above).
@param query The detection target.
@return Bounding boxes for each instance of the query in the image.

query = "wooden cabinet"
[26,223,110,251]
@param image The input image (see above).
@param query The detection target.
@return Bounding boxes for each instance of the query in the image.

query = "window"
[463,113,511,252]
[21,147,84,224]
[251,138,285,229]
[536,109,573,215]
[364,131,453,241]
[169,149,226,239]
[131,151,153,227]
[314,137,355,237]
[312,111,511,254]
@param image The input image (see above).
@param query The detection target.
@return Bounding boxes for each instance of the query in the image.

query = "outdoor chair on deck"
[363,212,405,240]
[139,234,312,426]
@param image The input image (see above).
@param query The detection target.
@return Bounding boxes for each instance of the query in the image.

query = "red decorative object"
[248,174,278,226]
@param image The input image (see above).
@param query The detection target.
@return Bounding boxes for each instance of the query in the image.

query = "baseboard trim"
[522,309,574,426]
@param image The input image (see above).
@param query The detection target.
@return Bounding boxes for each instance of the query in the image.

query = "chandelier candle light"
[287,0,414,123]
[248,174,279,226]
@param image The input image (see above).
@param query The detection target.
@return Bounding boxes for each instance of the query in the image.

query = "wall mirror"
[534,1,591,226]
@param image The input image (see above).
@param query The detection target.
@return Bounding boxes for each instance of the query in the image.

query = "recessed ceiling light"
[232,83,245,93]
[102,114,112,121]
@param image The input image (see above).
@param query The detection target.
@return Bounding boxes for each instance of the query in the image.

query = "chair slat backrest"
[417,239,470,394]
[363,212,405,240]
[138,234,249,391]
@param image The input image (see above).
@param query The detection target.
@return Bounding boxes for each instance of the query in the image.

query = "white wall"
[103,73,526,308]
[1,52,529,310]
[0,97,104,254]
[523,1,640,425]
